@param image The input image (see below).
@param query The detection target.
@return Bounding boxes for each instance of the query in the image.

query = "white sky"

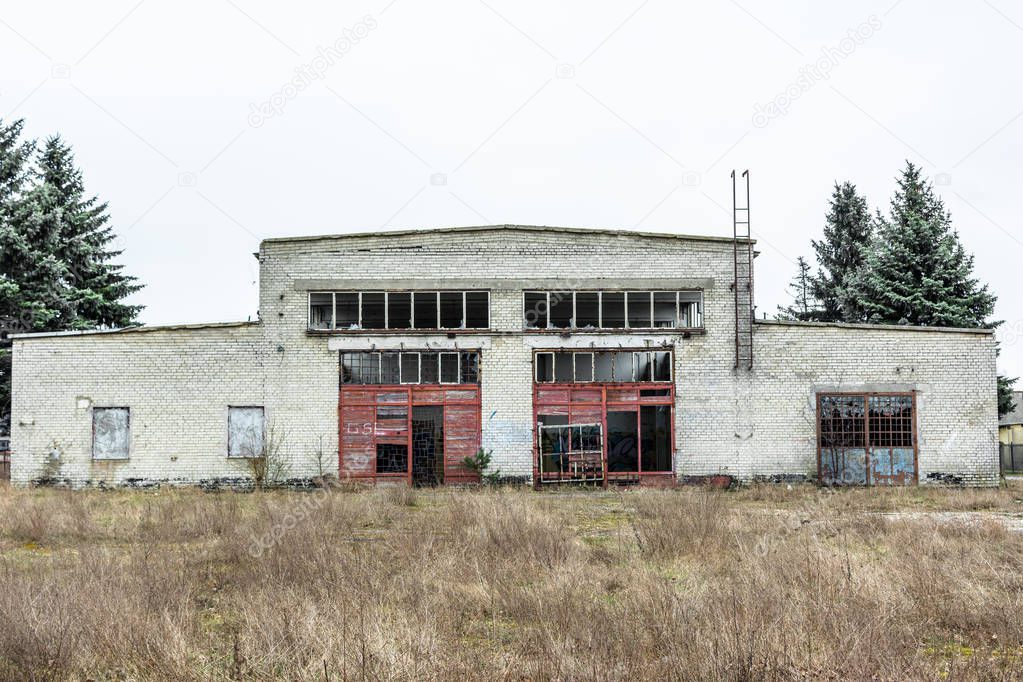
[3,1,1022,377]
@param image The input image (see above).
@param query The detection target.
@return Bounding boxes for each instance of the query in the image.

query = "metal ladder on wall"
[732,170,754,370]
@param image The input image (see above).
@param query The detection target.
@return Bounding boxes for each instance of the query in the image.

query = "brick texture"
[9,227,999,486]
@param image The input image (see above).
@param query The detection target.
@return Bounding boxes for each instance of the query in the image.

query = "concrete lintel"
[296,277,714,291]
[326,335,493,351]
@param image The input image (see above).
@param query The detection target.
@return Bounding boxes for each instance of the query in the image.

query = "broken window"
[414,292,438,329]
[342,352,380,384]
[640,405,672,471]
[376,443,408,474]
[627,291,653,328]
[439,292,464,328]
[228,406,264,458]
[575,292,599,327]
[594,352,613,381]
[868,395,914,448]
[460,352,479,384]
[534,350,673,383]
[653,351,672,381]
[400,353,420,384]
[574,353,593,382]
[554,352,574,382]
[535,352,554,382]
[634,352,652,382]
[335,293,359,329]
[439,352,460,383]
[341,352,480,385]
[549,292,573,328]
[380,353,400,384]
[465,292,489,328]
[420,352,439,383]
[361,292,386,329]
[613,351,634,382]
[818,393,916,486]
[93,407,130,459]
[310,293,333,329]
[520,290,704,329]
[602,292,626,328]
[388,292,412,329]
[524,292,548,328]
[310,291,489,329]
[679,291,702,327]
[653,292,677,328]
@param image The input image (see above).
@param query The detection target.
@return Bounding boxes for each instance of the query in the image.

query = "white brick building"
[10,225,1000,487]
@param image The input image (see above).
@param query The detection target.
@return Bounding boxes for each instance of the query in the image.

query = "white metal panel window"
[228,406,265,458]
[93,407,130,459]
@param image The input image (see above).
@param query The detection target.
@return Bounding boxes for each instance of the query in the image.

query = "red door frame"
[339,384,482,484]
[532,382,676,487]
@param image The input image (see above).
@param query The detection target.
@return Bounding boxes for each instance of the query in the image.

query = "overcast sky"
[3,1,1022,376]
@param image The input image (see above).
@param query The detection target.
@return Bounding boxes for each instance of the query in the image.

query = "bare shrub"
[1,483,1022,679]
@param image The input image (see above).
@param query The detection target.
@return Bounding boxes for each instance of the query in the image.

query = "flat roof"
[261,224,754,247]
[756,319,994,335]
[10,320,258,340]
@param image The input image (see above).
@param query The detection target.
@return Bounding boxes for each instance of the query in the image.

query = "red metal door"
[339,385,481,484]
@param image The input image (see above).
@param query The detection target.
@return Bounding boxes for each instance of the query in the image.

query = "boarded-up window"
[228,406,265,458]
[93,408,130,459]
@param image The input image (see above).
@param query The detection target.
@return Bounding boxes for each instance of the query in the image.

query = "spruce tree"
[31,136,142,329]
[0,119,43,433]
[777,256,820,321]
[0,126,142,431]
[810,182,873,322]
[851,161,1013,415]
[854,162,996,327]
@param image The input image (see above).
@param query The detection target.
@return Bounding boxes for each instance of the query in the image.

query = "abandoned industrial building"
[10,223,999,488]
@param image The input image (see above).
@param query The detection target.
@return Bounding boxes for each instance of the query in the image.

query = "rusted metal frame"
[862,394,872,485]
[340,384,481,484]
[601,385,609,488]
[534,382,674,482]
[911,391,919,484]
[816,391,918,486]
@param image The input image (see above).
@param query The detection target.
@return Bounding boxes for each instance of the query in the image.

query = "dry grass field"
[2,481,1023,681]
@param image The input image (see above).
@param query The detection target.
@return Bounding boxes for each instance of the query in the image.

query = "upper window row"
[524,291,703,330]
[310,291,489,330]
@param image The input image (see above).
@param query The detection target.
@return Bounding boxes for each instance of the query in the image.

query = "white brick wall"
[8,227,1000,486]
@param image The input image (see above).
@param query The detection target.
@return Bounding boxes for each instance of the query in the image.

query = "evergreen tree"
[810,182,873,322]
[850,161,1014,415]
[0,119,42,434]
[31,136,142,329]
[777,256,820,321]
[0,125,142,431]
[853,162,996,327]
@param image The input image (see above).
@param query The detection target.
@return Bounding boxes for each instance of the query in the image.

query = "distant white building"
[10,225,999,487]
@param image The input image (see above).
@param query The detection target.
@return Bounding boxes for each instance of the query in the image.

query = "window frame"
[532,349,674,384]
[523,290,703,330]
[816,391,918,486]
[310,290,490,331]
[340,350,481,386]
